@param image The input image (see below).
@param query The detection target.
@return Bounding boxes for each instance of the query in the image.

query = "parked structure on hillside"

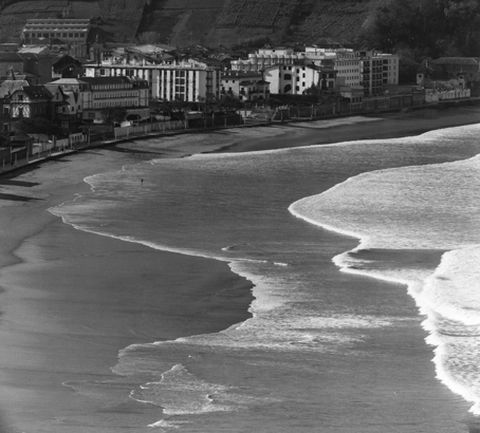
[21,19,92,59]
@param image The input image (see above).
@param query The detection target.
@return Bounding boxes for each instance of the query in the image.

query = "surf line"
[288,182,480,416]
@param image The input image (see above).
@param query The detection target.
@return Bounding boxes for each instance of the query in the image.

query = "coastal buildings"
[303,47,362,88]
[231,47,303,72]
[47,76,150,123]
[231,46,399,96]
[429,57,480,81]
[83,57,221,103]
[360,51,400,96]
[6,85,53,119]
[221,71,269,102]
[263,63,336,95]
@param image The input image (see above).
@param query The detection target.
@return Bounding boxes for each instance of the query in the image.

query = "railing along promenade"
[0,94,477,178]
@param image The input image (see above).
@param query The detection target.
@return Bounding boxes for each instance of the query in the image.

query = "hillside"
[0,0,146,42]
[0,0,380,47]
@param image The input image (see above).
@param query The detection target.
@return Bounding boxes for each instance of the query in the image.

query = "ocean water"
[50,124,480,432]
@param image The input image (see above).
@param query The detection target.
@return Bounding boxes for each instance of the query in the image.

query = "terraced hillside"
[0,0,146,42]
[0,0,380,47]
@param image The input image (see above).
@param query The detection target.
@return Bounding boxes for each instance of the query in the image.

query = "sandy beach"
[0,105,479,432]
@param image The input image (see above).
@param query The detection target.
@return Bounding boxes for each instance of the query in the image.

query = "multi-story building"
[221,71,269,101]
[21,19,92,59]
[232,47,399,95]
[45,78,87,121]
[263,63,336,95]
[304,47,362,88]
[83,57,221,103]
[360,51,399,96]
[47,76,150,122]
[231,47,304,72]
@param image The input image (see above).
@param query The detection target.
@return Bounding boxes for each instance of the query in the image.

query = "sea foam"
[289,152,480,414]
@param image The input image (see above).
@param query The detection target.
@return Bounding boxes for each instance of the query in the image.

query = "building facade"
[21,19,92,59]
[231,47,304,72]
[263,64,336,95]
[47,76,150,122]
[7,85,52,119]
[221,71,269,101]
[304,47,362,88]
[232,47,399,95]
[360,51,399,96]
[83,58,221,103]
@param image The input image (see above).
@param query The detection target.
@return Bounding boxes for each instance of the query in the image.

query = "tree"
[358,0,480,82]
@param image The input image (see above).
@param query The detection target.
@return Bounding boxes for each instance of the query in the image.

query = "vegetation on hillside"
[360,0,480,81]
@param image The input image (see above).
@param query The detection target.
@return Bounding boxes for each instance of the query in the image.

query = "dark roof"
[53,55,82,70]
[223,71,263,79]
[19,85,52,100]
[239,79,269,86]
[264,61,321,71]
[80,76,133,85]
[0,52,22,63]
[80,76,149,88]
[433,57,479,66]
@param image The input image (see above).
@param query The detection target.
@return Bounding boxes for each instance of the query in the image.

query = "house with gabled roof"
[7,85,53,119]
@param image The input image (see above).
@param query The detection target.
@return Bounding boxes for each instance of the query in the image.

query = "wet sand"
[0,108,479,431]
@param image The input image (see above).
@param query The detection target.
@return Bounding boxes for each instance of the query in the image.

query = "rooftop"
[433,57,480,66]
[17,85,52,100]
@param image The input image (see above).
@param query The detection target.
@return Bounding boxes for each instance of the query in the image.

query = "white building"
[46,76,150,122]
[304,47,362,87]
[221,71,269,101]
[263,64,336,95]
[231,47,304,72]
[232,47,399,95]
[83,58,221,102]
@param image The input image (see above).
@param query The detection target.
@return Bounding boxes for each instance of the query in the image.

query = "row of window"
[92,101,140,109]
[25,31,86,39]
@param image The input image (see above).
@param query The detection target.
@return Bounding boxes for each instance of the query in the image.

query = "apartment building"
[47,76,149,122]
[304,47,362,87]
[231,47,304,72]
[84,58,221,103]
[232,47,399,95]
[360,51,399,96]
[264,63,336,95]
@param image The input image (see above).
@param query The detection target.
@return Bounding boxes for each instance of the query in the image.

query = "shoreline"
[2,103,480,178]
[0,107,479,431]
